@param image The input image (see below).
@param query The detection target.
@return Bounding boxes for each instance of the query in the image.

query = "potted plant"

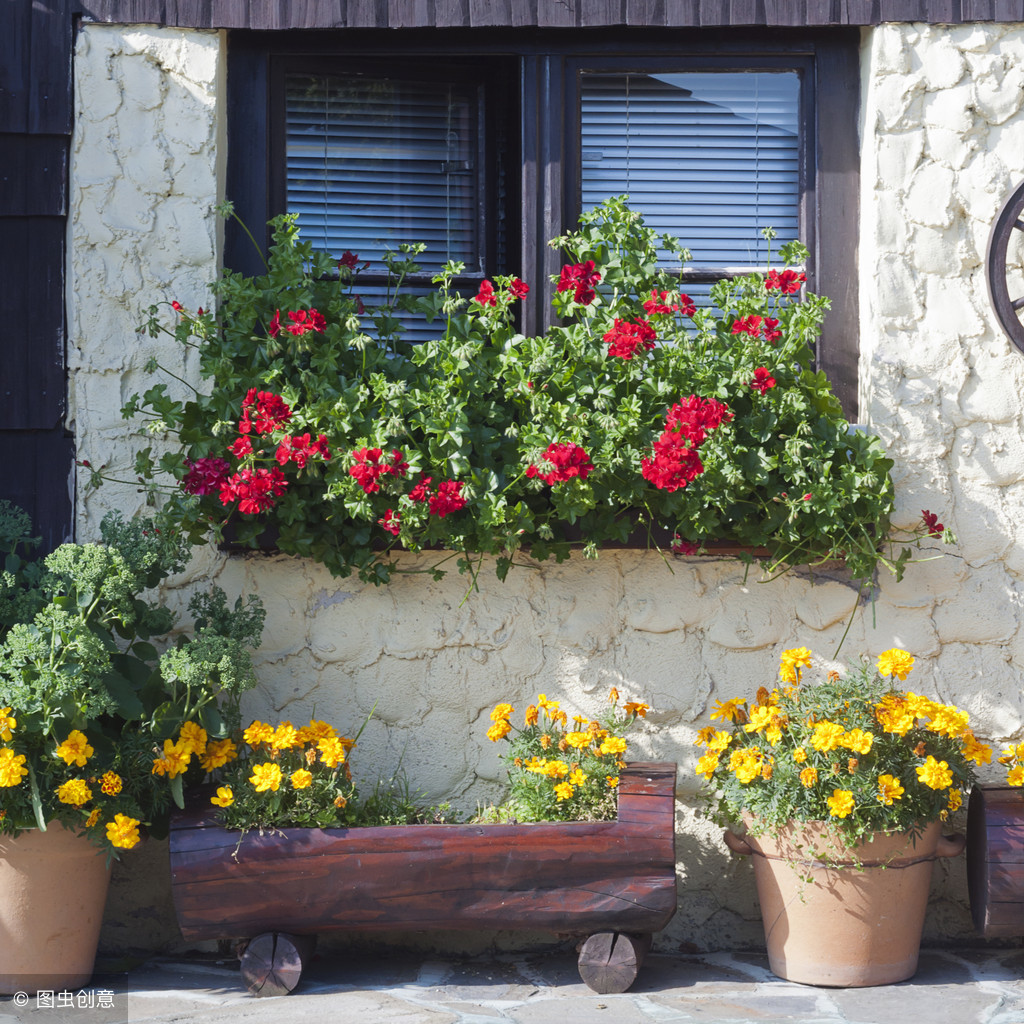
[97,197,949,590]
[696,646,994,987]
[0,501,264,994]
[168,689,676,995]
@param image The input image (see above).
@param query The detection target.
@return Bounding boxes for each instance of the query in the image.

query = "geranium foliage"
[112,196,932,585]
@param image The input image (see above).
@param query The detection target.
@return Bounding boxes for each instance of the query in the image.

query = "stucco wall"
[70,22,1024,957]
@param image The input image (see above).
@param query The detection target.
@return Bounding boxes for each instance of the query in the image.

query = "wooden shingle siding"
[75,0,1024,25]
[1,0,73,548]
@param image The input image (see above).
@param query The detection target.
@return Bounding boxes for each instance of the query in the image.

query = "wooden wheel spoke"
[1012,296,1024,312]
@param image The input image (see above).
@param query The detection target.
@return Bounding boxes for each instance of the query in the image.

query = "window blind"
[285,74,480,273]
[581,71,801,269]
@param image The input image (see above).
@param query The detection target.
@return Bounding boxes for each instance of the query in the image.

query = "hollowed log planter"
[169,761,677,996]
[966,784,1024,937]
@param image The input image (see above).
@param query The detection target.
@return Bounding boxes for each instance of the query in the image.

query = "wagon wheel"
[986,178,1024,354]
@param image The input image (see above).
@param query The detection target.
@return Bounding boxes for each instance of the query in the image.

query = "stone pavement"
[2,948,1024,1024]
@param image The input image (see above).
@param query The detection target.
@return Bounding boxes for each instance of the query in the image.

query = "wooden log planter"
[966,784,1024,937]
[169,761,677,996]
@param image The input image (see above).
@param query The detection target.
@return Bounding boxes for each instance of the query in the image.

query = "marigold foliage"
[116,197,952,587]
[697,646,1004,849]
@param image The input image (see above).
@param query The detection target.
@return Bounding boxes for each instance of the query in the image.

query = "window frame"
[225,27,859,418]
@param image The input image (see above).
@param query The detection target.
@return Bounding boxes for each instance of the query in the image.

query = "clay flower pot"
[724,819,965,987]
[0,824,112,995]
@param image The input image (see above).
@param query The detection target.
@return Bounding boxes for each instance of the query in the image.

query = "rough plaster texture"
[69,23,1024,958]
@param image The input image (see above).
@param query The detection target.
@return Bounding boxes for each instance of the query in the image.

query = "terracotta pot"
[0,823,112,994]
[724,819,965,987]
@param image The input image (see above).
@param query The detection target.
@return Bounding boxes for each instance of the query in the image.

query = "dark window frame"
[226,27,860,418]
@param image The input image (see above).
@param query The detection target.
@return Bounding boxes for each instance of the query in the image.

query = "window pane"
[285,74,481,273]
[581,71,800,268]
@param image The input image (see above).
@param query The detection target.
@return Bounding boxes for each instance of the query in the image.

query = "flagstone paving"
[1,948,1022,1024]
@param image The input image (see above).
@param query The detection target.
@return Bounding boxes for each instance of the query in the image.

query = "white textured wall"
[71,22,1024,955]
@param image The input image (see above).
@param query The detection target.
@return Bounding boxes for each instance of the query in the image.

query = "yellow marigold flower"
[623,701,650,718]
[608,687,619,703]
[793,746,807,764]
[486,720,512,742]
[841,728,874,755]
[917,755,953,790]
[200,738,238,772]
[333,794,348,809]
[554,781,574,801]
[800,766,818,788]
[695,726,716,746]
[744,704,774,734]
[1008,765,1024,787]
[877,648,915,680]
[599,736,627,757]
[874,694,915,736]
[84,808,101,828]
[761,761,774,781]
[152,738,191,779]
[711,697,748,724]
[544,760,570,779]
[755,686,772,707]
[178,721,208,756]
[729,747,763,785]
[0,748,28,788]
[847,758,859,773]
[948,789,963,813]
[298,719,337,743]
[522,757,548,773]
[779,646,813,683]
[552,709,568,727]
[961,732,992,767]
[565,731,592,749]
[539,734,551,749]
[56,730,93,767]
[270,722,301,751]
[210,786,234,807]
[317,736,348,768]
[537,693,558,710]
[99,771,122,796]
[827,789,856,818]
[569,768,587,786]
[0,707,15,742]
[905,692,935,720]
[811,721,845,753]
[927,704,969,740]
[606,775,619,788]
[290,769,313,790]
[695,753,720,780]
[243,720,274,747]
[524,705,539,726]
[56,779,92,806]
[106,813,141,850]
[250,761,283,792]
[490,702,514,722]
[708,730,733,754]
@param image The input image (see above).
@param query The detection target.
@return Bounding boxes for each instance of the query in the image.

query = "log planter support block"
[967,784,1024,937]
[169,761,677,995]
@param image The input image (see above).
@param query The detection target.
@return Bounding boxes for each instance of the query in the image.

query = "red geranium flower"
[526,442,594,485]
[671,534,699,555]
[408,476,433,503]
[473,281,497,307]
[604,318,657,360]
[275,433,332,468]
[642,290,679,316]
[750,367,777,394]
[378,509,401,536]
[508,278,529,299]
[181,456,231,496]
[921,509,944,537]
[229,436,253,459]
[338,251,359,270]
[239,390,292,435]
[556,260,602,305]
[766,268,806,294]
[641,396,732,492]
[428,480,467,517]
[219,466,288,515]
[285,309,327,336]
[349,448,408,493]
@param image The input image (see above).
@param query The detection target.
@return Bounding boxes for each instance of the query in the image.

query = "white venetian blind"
[285,74,480,273]
[581,71,801,269]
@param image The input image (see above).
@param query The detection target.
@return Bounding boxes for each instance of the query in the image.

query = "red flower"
[763,317,782,344]
[229,436,253,459]
[731,315,764,337]
[664,395,733,448]
[219,466,288,515]
[285,309,327,336]
[428,480,466,517]
[171,300,183,312]
[349,448,407,493]
[338,251,359,270]
[604,318,657,360]
[408,476,433,503]
[677,293,696,318]
[268,310,281,338]
[181,456,231,496]
[378,509,401,536]
[508,277,529,299]
[527,442,594,485]
[766,269,806,294]
[239,390,292,436]
[750,367,777,394]
[556,260,602,305]
[275,433,332,468]
[473,281,497,307]
[671,534,699,555]
[641,396,732,492]
[921,509,944,537]
[642,290,679,316]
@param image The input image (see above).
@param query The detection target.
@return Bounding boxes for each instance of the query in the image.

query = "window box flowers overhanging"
[103,196,950,586]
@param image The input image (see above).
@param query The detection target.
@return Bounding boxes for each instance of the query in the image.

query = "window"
[226,29,858,415]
